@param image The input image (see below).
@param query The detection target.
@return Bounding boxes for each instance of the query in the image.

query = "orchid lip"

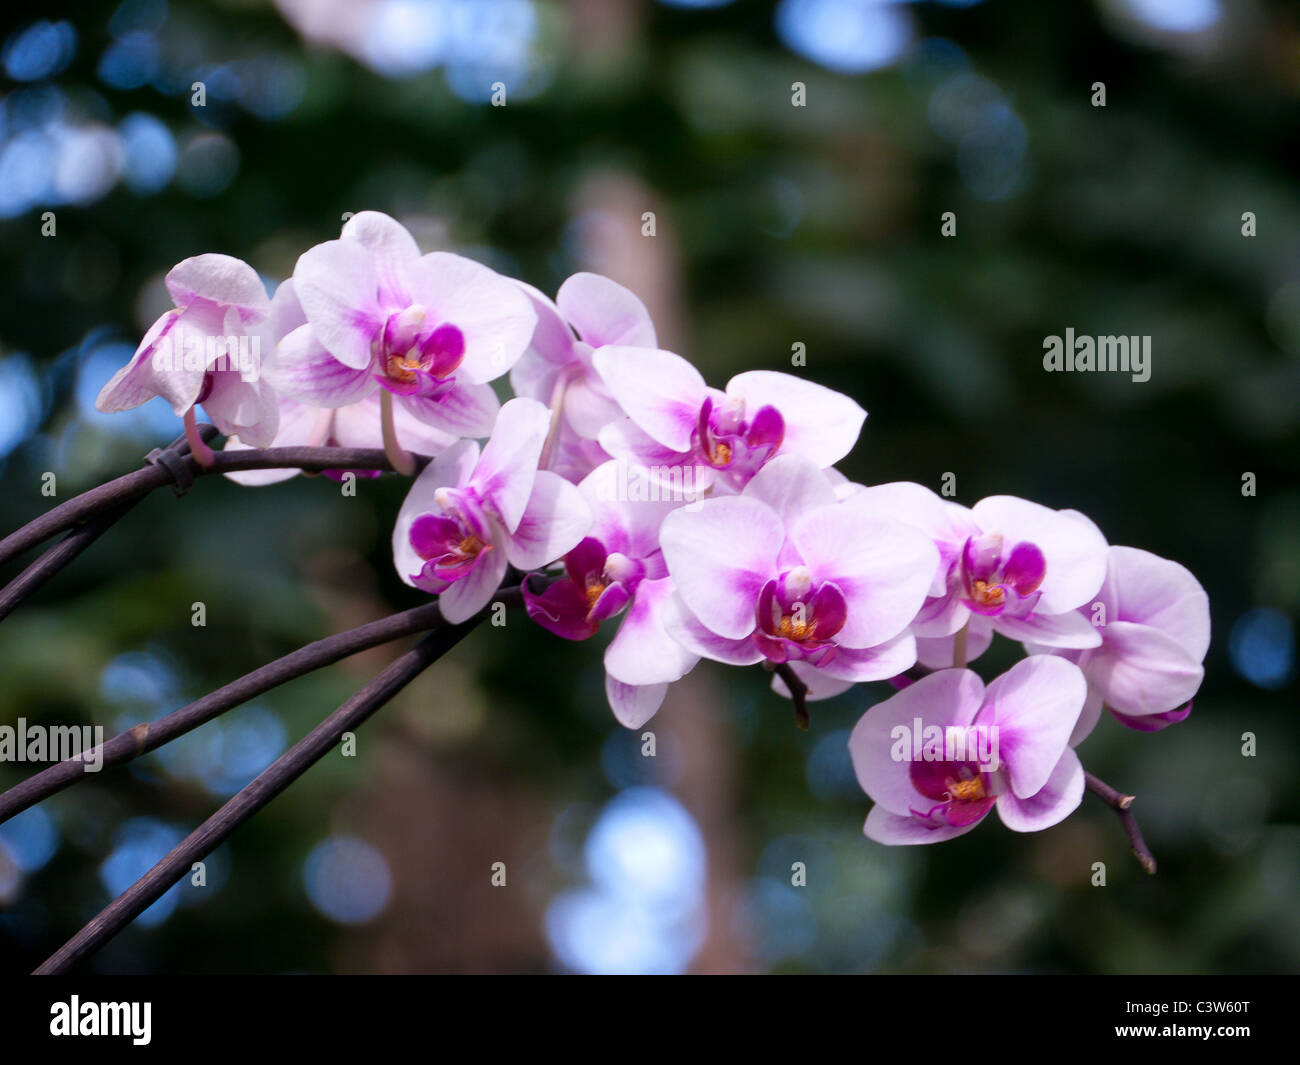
[378,308,466,393]
[431,486,492,544]
[959,534,1047,617]
[754,573,847,663]
[691,395,786,485]
[909,757,998,827]
[521,537,642,641]
[408,512,491,585]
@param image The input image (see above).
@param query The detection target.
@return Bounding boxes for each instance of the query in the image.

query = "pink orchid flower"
[96,253,280,448]
[510,273,658,483]
[847,485,1109,667]
[848,656,1087,844]
[224,277,455,484]
[280,211,536,442]
[593,347,866,496]
[522,460,697,728]
[1028,545,1210,742]
[657,454,939,699]
[391,398,591,624]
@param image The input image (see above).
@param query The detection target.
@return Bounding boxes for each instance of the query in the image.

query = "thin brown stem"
[0,500,136,623]
[34,616,484,975]
[0,586,528,827]
[0,427,216,618]
[1084,770,1157,875]
[0,444,430,570]
[772,662,811,730]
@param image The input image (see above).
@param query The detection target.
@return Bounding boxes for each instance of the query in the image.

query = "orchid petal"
[725,371,866,468]
[562,377,622,440]
[405,252,536,384]
[504,470,593,570]
[556,272,657,349]
[659,496,784,640]
[605,676,669,730]
[1087,620,1205,717]
[1105,546,1210,661]
[742,453,838,527]
[524,578,599,640]
[293,238,383,370]
[327,394,454,455]
[770,660,856,701]
[199,373,280,447]
[970,496,1108,615]
[223,400,328,486]
[438,544,509,624]
[165,254,268,319]
[472,397,549,532]
[661,593,765,666]
[790,505,938,649]
[95,311,206,415]
[982,655,1086,799]
[605,578,699,686]
[992,608,1103,650]
[514,281,577,367]
[399,381,500,439]
[815,632,918,682]
[592,347,707,453]
[848,668,985,817]
[995,747,1085,833]
[864,804,984,845]
[577,460,679,561]
[268,324,375,407]
[914,621,991,671]
[340,210,420,263]
[1070,685,1105,746]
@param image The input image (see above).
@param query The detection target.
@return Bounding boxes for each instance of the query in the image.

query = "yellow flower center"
[971,579,1005,608]
[386,353,421,383]
[775,614,812,640]
[948,776,986,802]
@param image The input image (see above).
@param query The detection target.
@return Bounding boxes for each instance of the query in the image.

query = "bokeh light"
[775,0,913,74]
[547,787,707,973]
[2,21,77,83]
[1228,608,1295,690]
[303,836,393,925]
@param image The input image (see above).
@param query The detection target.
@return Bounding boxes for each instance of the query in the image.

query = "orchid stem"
[380,390,416,476]
[34,620,479,974]
[0,584,535,827]
[0,445,428,572]
[183,409,216,468]
[952,621,969,669]
[1084,770,1157,875]
[539,366,578,472]
[771,662,811,730]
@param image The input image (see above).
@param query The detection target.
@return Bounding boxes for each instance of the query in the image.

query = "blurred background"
[0,0,1296,974]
